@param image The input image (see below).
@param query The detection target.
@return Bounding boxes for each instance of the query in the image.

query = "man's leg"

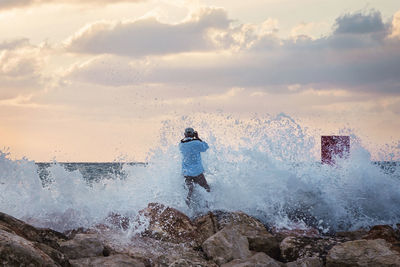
[194,173,210,192]
[184,176,194,205]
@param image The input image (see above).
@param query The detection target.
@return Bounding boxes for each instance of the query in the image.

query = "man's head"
[184,127,195,137]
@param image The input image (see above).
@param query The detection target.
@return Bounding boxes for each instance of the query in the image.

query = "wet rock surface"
[221,252,284,267]
[69,254,146,267]
[59,233,106,259]
[138,203,198,244]
[202,226,252,265]
[326,239,400,267]
[279,236,341,263]
[1,206,400,266]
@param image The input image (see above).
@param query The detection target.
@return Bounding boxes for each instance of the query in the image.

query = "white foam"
[0,113,399,233]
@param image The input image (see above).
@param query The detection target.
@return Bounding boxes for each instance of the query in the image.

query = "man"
[179,127,210,206]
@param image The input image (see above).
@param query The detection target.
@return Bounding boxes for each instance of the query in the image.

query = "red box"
[321,136,350,165]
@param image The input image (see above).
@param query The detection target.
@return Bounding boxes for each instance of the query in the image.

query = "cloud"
[334,10,386,34]
[0,0,143,10]
[0,38,30,49]
[0,39,45,99]
[65,8,230,57]
[65,9,400,95]
[390,10,400,38]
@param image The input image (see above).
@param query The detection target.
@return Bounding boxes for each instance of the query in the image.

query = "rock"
[104,212,131,230]
[70,254,146,267]
[0,211,68,249]
[240,227,280,260]
[138,203,197,244]
[168,258,218,267]
[363,225,400,243]
[211,211,267,232]
[286,257,323,267]
[221,252,283,267]
[199,211,280,259]
[106,235,211,267]
[60,233,106,259]
[193,212,219,244]
[202,226,252,265]
[0,229,58,266]
[363,225,400,254]
[271,227,320,243]
[335,229,368,241]
[35,242,71,266]
[326,239,400,267]
[280,236,338,263]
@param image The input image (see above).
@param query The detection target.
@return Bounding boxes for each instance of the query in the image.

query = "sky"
[0,0,400,162]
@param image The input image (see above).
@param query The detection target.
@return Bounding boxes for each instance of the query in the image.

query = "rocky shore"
[1,203,400,266]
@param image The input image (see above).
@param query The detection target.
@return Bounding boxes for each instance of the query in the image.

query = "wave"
[0,113,399,233]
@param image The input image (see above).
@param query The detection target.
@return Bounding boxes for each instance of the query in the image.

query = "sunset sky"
[1,0,400,162]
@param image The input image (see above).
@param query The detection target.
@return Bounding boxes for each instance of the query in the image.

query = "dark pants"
[184,173,210,205]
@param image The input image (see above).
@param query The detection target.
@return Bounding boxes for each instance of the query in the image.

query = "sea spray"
[0,113,399,233]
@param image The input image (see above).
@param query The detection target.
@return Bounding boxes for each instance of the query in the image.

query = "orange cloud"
[390,10,400,39]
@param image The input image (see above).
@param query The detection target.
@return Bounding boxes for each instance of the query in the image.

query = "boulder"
[107,235,211,267]
[0,229,58,266]
[363,225,399,243]
[211,211,267,232]
[0,211,68,249]
[168,258,218,267]
[271,227,320,243]
[59,233,106,259]
[35,242,71,266]
[104,212,131,231]
[221,252,283,267]
[70,254,145,267]
[198,211,280,259]
[280,236,338,263]
[193,212,219,244]
[286,257,323,267]
[138,203,197,244]
[335,229,368,241]
[202,226,252,265]
[326,239,400,267]
[363,225,400,253]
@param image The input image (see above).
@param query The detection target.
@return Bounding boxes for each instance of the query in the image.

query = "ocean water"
[1,113,399,234]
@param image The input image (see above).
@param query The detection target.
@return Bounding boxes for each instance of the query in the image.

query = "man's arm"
[194,132,208,152]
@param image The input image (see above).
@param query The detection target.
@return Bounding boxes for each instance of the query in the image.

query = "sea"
[1,114,399,234]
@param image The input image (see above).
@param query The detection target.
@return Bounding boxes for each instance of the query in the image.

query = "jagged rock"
[60,233,106,259]
[363,225,400,253]
[271,227,320,243]
[35,242,71,266]
[326,239,400,267]
[168,258,218,267]
[193,212,219,244]
[138,203,197,244]
[221,252,283,267]
[211,211,267,232]
[202,226,252,265]
[238,225,280,260]
[363,225,399,243]
[0,211,68,249]
[286,257,323,267]
[70,254,145,267]
[280,236,338,263]
[335,229,368,241]
[105,235,211,267]
[104,212,131,230]
[0,229,58,266]
[197,211,280,259]
[63,227,98,239]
